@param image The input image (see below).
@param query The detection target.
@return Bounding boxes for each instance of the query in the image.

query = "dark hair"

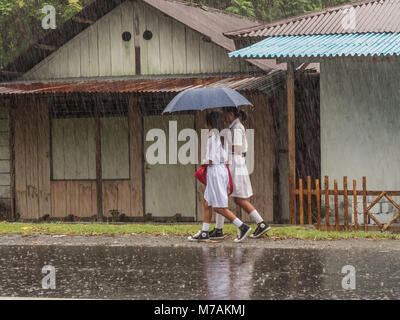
[223,107,247,121]
[206,111,224,131]
[206,111,225,144]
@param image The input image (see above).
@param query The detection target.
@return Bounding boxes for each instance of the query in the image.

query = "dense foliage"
[188,0,353,21]
[0,0,353,68]
[0,0,92,68]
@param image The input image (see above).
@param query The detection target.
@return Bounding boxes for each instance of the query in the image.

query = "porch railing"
[293,176,400,232]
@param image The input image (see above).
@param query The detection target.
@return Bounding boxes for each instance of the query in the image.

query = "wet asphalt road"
[0,245,399,299]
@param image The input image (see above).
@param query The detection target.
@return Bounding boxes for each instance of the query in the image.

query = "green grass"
[0,222,399,240]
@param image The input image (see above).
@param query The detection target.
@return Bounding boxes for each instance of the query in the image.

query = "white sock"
[215,214,225,229]
[233,218,243,228]
[249,210,263,224]
[202,223,210,232]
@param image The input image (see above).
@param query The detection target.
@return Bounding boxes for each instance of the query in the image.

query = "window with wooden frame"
[50,98,130,181]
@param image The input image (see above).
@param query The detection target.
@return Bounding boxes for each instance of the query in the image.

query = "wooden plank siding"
[14,97,144,220]
[245,93,276,223]
[23,1,250,80]
[14,98,51,219]
[0,100,11,214]
[11,93,275,221]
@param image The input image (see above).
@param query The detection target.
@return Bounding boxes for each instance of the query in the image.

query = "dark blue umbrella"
[162,87,253,114]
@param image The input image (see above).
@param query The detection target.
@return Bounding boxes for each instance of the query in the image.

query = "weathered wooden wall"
[51,117,130,180]
[0,100,11,215]
[244,93,276,223]
[23,0,253,80]
[143,114,196,218]
[12,93,275,222]
[14,98,51,219]
[51,117,96,180]
[14,97,143,219]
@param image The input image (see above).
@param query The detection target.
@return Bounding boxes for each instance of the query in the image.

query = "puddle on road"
[0,245,399,299]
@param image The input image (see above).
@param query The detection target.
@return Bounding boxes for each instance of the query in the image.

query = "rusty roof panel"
[0,74,286,97]
[225,0,400,39]
[142,0,260,52]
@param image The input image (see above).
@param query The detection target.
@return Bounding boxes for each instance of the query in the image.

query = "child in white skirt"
[209,108,271,240]
[188,111,251,243]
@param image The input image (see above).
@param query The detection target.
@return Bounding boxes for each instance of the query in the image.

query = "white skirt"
[204,164,229,208]
[230,155,253,198]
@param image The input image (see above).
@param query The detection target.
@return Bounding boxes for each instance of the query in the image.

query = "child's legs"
[203,200,212,223]
[233,197,255,214]
[215,213,225,229]
[234,197,264,224]
[214,207,237,223]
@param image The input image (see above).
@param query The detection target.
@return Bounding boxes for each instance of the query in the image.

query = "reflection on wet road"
[0,245,399,299]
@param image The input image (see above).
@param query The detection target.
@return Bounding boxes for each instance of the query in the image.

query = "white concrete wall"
[321,58,400,222]
[321,58,400,190]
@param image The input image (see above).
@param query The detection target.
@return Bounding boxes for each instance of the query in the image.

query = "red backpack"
[194,165,234,195]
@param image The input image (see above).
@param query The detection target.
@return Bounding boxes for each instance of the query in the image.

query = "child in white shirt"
[188,111,251,243]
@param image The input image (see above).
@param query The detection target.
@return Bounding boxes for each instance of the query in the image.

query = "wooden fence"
[293,176,400,232]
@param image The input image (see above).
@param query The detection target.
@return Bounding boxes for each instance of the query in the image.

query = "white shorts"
[204,164,229,208]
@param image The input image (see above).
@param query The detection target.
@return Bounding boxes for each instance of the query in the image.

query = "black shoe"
[250,222,271,238]
[209,228,224,240]
[188,230,209,242]
[234,224,251,243]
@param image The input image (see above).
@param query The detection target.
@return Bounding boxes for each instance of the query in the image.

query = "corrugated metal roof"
[225,0,400,39]
[143,0,259,52]
[229,32,400,58]
[0,74,285,96]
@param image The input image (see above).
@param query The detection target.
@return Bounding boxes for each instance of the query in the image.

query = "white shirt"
[206,133,227,165]
[228,118,248,154]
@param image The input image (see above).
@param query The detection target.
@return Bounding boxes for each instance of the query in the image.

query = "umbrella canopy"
[162,87,253,113]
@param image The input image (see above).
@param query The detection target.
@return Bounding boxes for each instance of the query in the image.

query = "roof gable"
[1,0,278,81]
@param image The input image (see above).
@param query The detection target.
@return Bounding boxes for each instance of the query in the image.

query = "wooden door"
[144,114,196,218]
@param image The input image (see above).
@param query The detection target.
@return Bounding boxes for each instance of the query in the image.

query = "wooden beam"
[295,63,310,75]
[295,189,400,196]
[72,16,95,24]
[33,43,58,52]
[95,104,103,221]
[287,61,296,224]
[0,70,22,76]
[9,103,15,221]
[135,47,141,75]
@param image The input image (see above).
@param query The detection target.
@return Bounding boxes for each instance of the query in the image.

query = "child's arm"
[231,128,244,154]
[203,136,213,166]
[201,159,212,167]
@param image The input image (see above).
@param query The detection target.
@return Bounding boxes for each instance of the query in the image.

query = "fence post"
[353,180,358,231]
[324,176,330,230]
[363,176,367,231]
[343,176,348,231]
[299,178,304,225]
[334,180,339,232]
[316,179,321,230]
[307,176,312,225]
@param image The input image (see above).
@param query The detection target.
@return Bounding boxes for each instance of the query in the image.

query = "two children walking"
[188,109,271,243]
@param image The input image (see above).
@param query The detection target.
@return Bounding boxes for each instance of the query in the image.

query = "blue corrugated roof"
[229,33,400,58]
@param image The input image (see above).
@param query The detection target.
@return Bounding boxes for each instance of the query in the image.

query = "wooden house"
[0,0,309,223]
